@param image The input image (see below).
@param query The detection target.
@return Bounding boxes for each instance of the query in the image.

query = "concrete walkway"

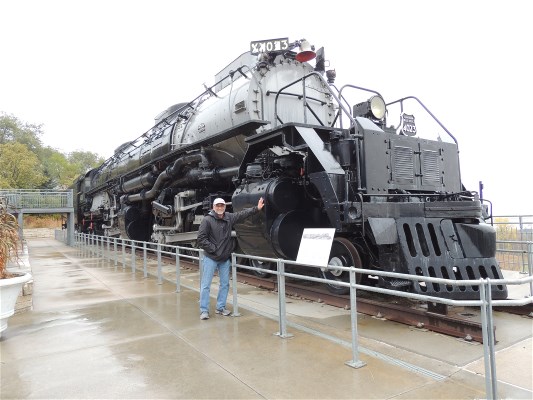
[1,238,531,399]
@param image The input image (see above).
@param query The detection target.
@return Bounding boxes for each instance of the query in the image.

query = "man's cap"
[213,198,226,206]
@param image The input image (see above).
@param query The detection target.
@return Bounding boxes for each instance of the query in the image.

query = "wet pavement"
[1,238,532,399]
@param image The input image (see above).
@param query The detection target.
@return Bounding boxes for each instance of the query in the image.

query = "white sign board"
[296,228,336,267]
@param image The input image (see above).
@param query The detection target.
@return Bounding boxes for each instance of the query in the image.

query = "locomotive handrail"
[328,83,355,126]
[273,72,366,192]
[98,64,256,172]
[360,190,476,199]
[386,96,458,145]
[266,90,328,106]
[227,65,262,127]
[273,71,355,130]
[336,84,384,128]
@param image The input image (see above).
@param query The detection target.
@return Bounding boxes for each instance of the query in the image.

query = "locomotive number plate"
[401,113,417,136]
[250,38,289,54]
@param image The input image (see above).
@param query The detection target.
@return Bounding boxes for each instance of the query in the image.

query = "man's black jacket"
[197,207,259,262]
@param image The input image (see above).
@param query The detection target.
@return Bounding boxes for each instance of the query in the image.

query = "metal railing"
[496,240,533,275]
[492,215,533,273]
[63,231,533,400]
[0,189,73,209]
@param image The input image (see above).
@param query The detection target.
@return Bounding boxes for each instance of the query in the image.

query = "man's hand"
[258,197,265,210]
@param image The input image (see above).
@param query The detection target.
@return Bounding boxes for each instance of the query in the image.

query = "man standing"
[197,196,265,320]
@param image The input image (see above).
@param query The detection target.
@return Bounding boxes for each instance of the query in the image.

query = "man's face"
[214,203,226,216]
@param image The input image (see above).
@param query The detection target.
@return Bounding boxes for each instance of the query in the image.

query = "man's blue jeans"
[199,255,231,313]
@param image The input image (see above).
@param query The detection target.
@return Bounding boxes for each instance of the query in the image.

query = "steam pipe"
[120,172,156,193]
[171,166,239,187]
[152,201,172,215]
[124,153,206,203]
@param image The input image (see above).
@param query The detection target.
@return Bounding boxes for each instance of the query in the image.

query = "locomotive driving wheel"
[250,259,274,278]
[320,237,362,295]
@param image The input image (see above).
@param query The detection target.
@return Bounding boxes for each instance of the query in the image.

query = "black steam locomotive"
[72,37,507,300]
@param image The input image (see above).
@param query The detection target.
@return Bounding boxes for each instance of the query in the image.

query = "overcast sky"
[1,0,531,216]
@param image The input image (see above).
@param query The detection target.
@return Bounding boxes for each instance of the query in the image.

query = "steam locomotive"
[72,37,507,300]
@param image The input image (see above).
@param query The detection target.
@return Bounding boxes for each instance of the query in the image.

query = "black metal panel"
[361,124,462,194]
[456,223,497,258]
[292,126,344,175]
[270,210,308,259]
[361,127,391,194]
[232,180,275,259]
[439,141,461,192]
[367,217,398,245]
[396,217,507,300]
[392,144,416,187]
[308,171,343,229]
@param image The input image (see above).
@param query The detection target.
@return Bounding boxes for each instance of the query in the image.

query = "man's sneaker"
[200,312,209,320]
[215,308,231,316]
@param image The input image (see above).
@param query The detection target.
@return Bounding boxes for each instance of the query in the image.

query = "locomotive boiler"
[72,37,507,300]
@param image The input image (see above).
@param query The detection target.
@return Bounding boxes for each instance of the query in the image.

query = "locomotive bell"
[295,39,316,62]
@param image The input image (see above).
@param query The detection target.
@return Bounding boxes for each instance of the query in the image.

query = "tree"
[494,217,518,241]
[68,150,105,175]
[0,112,104,189]
[39,147,80,188]
[0,112,43,153]
[0,142,47,188]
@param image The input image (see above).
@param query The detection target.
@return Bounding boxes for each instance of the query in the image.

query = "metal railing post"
[121,238,126,269]
[486,279,498,399]
[175,247,181,293]
[143,242,148,278]
[231,253,240,316]
[99,236,103,260]
[113,237,118,269]
[480,281,492,399]
[519,216,526,273]
[131,241,136,272]
[527,242,533,296]
[157,244,162,284]
[275,259,293,338]
[97,236,100,261]
[199,249,204,292]
[345,267,366,368]
[106,237,110,264]
[480,279,498,400]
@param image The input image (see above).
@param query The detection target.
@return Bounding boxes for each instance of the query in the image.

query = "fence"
[4,190,528,273]
[492,215,533,273]
[63,231,533,400]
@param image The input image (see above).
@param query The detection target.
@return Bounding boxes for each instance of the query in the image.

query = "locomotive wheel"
[321,237,362,295]
[179,244,199,264]
[250,259,274,278]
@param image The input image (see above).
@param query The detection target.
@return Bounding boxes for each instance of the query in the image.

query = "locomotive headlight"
[369,96,386,120]
[353,95,386,121]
